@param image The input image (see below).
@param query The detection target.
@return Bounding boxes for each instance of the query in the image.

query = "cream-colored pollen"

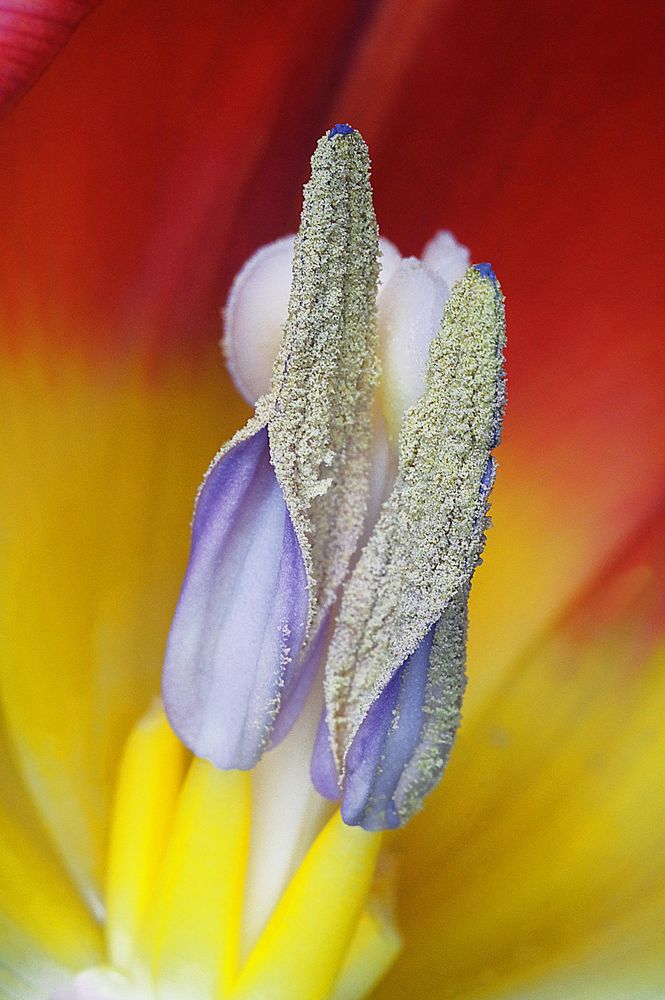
[324,267,506,790]
[197,130,379,636]
[394,587,468,824]
[269,131,379,629]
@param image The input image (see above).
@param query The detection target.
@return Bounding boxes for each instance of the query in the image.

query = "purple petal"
[162,427,308,769]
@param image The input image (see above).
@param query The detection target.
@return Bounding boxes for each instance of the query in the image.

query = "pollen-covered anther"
[321,264,506,828]
[162,127,380,770]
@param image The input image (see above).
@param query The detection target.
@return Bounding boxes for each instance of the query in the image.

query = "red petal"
[0,0,98,113]
[0,0,371,357]
[0,0,662,645]
[332,0,665,671]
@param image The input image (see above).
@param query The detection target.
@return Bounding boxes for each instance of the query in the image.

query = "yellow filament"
[105,704,187,972]
[331,902,403,1000]
[232,812,382,1000]
[148,758,251,1000]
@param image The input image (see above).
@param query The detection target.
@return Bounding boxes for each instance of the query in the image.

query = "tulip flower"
[1,2,664,1000]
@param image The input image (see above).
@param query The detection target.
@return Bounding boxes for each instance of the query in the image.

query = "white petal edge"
[222,235,296,405]
[223,236,403,406]
[377,257,450,440]
[421,230,471,288]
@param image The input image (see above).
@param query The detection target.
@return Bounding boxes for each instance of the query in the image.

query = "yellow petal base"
[87,708,400,1000]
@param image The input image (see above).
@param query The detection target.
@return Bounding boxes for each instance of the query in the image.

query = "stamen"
[148,760,250,999]
[324,265,506,823]
[79,709,402,1000]
[105,705,186,972]
[232,813,381,1000]
[268,127,379,628]
[162,127,380,768]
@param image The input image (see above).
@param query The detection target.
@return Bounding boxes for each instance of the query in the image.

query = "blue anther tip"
[474,262,496,282]
[328,123,355,139]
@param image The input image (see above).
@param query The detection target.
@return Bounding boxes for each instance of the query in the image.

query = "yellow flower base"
[97,706,401,1000]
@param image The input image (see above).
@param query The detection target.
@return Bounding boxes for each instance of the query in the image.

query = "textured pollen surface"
[395,588,469,825]
[325,266,506,773]
[198,129,379,634]
[269,131,379,627]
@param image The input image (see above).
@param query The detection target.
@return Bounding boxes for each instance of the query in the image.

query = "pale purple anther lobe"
[311,710,341,802]
[162,427,309,769]
[341,628,434,830]
[270,614,331,748]
[312,626,436,830]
